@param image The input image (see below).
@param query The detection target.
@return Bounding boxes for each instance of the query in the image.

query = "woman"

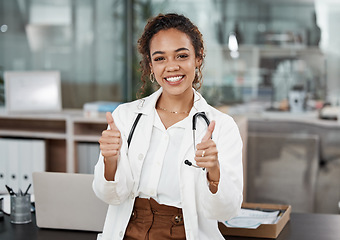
[93,13,243,240]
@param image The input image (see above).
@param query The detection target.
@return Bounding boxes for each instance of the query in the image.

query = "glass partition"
[0,0,125,108]
[0,0,335,110]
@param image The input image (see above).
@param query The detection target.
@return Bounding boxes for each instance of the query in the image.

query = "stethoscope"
[127,111,210,169]
[184,112,210,169]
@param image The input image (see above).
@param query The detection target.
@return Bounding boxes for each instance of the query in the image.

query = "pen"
[5,185,17,196]
[24,184,32,196]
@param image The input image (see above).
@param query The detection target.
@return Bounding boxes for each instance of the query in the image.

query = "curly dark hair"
[137,13,205,97]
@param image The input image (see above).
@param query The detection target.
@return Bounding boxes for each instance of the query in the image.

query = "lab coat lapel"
[135,112,154,157]
[128,88,162,162]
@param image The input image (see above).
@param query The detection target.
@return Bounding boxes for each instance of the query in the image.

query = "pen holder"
[10,194,32,224]
[0,198,3,220]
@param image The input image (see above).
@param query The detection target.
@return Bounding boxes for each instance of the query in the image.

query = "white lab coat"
[93,88,243,240]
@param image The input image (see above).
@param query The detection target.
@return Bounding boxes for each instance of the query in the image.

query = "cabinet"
[0,109,106,173]
[0,108,248,200]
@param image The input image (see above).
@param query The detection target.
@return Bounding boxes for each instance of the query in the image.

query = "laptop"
[32,172,108,232]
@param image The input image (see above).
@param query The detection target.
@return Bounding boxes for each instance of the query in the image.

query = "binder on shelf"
[77,143,87,174]
[77,143,100,174]
[0,139,8,193]
[89,143,100,174]
[22,139,45,193]
[19,140,32,193]
[30,140,45,193]
[0,138,46,194]
[8,139,19,193]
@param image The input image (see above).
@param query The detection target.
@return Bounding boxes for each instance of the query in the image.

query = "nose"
[165,59,180,72]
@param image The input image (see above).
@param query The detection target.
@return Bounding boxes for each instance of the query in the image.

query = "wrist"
[207,172,219,187]
[207,165,220,181]
[207,172,219,194]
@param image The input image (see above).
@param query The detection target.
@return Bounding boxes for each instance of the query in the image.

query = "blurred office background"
[1,0,340,214]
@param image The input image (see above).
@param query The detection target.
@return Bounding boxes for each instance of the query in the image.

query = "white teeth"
[166,76,183,82]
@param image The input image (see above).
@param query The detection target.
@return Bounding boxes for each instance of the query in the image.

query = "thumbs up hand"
[201,120,215,143]
[98,112,122,180]
[194,120,220,191]
[99,112,122,160]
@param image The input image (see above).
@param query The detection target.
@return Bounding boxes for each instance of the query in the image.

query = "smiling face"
[149,28,201,98]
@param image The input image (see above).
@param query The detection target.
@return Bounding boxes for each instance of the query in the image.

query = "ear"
[149,62,153,73]
[195,57,203,69]
[195,48,204,68]
[195,58,202,68]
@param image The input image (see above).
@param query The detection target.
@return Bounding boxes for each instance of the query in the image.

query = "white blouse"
[137,109,190,208]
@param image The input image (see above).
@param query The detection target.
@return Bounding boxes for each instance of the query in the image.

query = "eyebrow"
[151,47,190,56]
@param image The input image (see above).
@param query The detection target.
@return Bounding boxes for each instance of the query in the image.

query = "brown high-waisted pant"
[124,197,186,240]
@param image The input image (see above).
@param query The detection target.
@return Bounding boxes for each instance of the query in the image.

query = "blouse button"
[119,231,123,237]
[138,153,144,160]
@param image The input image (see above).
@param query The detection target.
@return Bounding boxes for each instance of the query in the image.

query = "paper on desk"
[223,209,280,229]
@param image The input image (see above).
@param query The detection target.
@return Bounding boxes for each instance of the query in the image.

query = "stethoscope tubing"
[186,112,211,169]
[127,111,210,169]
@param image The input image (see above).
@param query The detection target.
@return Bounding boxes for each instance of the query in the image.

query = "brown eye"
[154,56,165,61]
[177,54,189,59]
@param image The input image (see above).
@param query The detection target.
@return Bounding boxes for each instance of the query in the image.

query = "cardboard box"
[219,202,291,239]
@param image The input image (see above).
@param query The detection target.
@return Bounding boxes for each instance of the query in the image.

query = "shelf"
[0,110,107,173]
[0,130,66,139]
[0,110,248,174]
[74,122,107,136]
[74,135,101,142]
[0,118,66,134]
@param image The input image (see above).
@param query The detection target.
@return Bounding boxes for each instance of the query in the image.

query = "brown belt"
[124,197,186,240]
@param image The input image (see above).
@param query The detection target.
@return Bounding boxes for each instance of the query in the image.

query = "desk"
[1,212,340,240]
[0,213,98,240]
